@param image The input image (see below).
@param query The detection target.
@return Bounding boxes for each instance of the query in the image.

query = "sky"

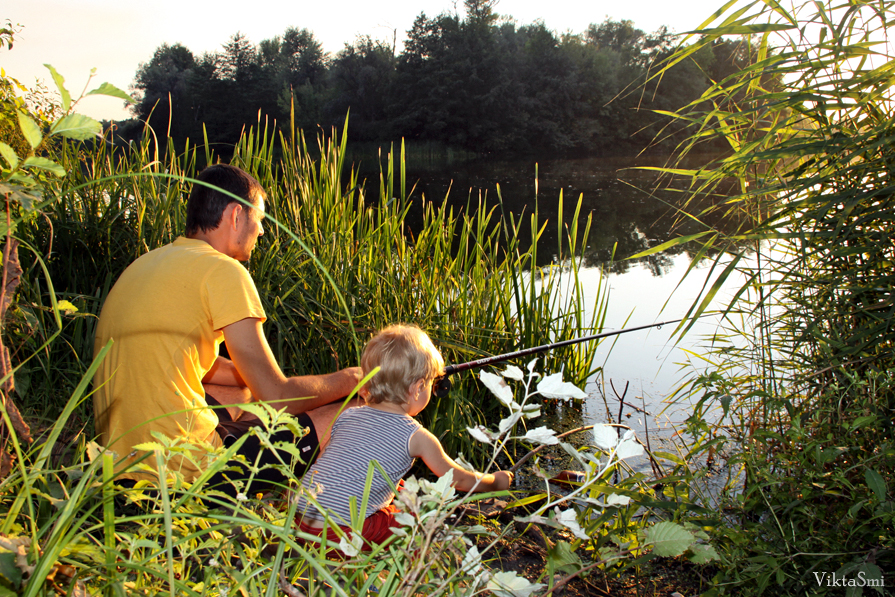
[2,0,723,121]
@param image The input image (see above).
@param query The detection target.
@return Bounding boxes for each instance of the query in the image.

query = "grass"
[0,94,736,594]
[12,112,608,465]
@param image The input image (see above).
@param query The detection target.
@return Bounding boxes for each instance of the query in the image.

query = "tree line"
[123,0,752,156]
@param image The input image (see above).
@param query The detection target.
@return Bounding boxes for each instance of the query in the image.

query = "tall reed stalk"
[642,0,895,593]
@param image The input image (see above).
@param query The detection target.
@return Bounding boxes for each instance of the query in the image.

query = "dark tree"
[325,36,396,139]
[255,28,329,129]
[131,43,197,138]
[124,12,736,157]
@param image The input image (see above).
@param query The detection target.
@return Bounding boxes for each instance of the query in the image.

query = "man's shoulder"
[110,238,250,299]
[144,238,244,271]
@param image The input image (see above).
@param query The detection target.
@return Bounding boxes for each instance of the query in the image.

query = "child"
[294,324,513,547]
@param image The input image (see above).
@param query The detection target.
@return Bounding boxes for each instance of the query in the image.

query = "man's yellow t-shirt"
[93,237,266,482]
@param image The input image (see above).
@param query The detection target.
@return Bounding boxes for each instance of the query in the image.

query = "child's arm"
[409,428,513,492]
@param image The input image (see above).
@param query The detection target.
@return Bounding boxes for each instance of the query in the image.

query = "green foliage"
[0,386,699,597]
[645,0,895,593]
[0,49,725,597]
[0,259,707,597]
[123,10,735,156]
[12,111,607,465]
[0,66,131,425]
[0,66,131,212]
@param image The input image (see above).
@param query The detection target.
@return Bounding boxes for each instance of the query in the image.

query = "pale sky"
[2,0,722,121]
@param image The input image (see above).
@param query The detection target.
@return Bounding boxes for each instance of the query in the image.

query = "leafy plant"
[0,63,131,477]
[639,0,895,593]
[466,363,718,592]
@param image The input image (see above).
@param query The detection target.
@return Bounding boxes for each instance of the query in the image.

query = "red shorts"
[296,504,400,552]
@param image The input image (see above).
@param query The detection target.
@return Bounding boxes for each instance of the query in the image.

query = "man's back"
[93,236,265,481]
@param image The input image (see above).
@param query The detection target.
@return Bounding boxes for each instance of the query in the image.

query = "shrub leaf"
[645,522,695,557]
[16,112,42,149]
[50,114,101,140]
[43,64,71,112]
[547,541,582,575]
[865,468,887,501]
[23,157,65,177]
[0,143,18,170]
[86,82,134,103]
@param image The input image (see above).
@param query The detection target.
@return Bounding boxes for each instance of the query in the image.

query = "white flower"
[338,532,364,557]
[501,365,525,381]
[615,437,644,460]
[236,493,248,502]
[537,372,587,400]
[554,507,590,541]
[208,558,219,568]
[296,481,322,501]
[467,425,493,444]
[606,493,632,506]
[487,571,545,597]
[480,371,516,407]
[523,426,559,445]
[592,424,619,450]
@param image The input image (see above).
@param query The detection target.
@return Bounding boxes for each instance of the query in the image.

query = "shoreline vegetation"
[0,0,893,595]
[112,1,752,161]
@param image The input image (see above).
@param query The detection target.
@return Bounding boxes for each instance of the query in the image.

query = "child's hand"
[492,470,514,490]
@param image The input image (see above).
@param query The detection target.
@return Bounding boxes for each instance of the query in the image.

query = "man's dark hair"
[185,164,265,235]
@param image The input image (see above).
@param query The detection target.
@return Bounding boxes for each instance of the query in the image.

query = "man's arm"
[409,428,513,492]
[221,317,363,415]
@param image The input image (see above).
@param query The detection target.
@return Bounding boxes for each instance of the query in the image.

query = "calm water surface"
[364,153,743,435]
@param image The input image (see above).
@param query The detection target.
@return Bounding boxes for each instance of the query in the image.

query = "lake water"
[394,153,743,437]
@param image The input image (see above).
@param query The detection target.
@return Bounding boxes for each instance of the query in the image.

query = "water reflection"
[356,152,748,404]
[390,153,739,274]
[371,154,748,486]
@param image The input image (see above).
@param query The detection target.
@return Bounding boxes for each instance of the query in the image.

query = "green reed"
[13,110,606,462]
[0,109,616,595]
[641,0,895,593]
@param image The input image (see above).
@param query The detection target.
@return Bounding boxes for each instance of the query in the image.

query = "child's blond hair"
[361,324,445,405]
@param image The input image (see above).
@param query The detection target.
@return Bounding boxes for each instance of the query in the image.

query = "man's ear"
[223,203,243,230]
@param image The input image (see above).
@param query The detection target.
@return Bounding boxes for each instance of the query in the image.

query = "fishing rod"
[433,314,715,397]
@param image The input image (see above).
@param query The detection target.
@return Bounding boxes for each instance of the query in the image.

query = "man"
[93,163,361,495]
